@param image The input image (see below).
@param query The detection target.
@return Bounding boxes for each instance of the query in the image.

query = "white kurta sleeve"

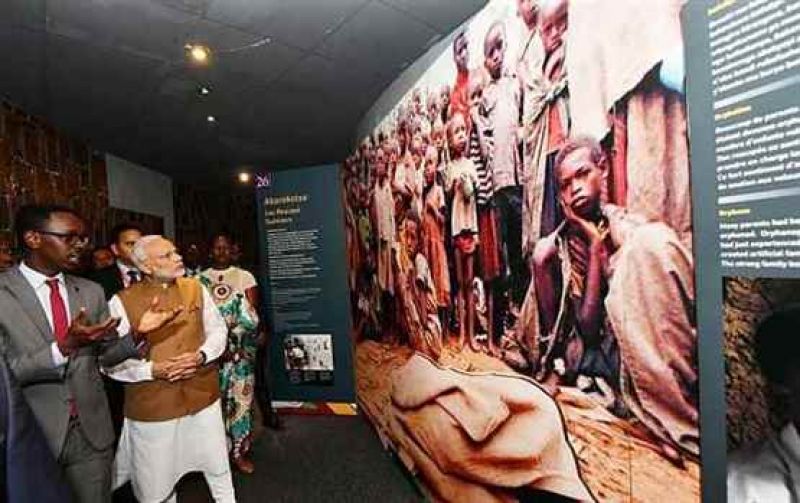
[199,285,227,363]
[103,294,154,382]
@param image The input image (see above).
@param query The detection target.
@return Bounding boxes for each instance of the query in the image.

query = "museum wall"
[0,101,164,249]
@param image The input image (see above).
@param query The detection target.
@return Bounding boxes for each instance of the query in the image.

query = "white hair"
[131,235,163,270]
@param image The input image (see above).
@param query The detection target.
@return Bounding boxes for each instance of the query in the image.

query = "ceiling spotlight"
[198,85,211,96]
[185,43,210,64]
[206,115,216,123]
[238,172,251,183]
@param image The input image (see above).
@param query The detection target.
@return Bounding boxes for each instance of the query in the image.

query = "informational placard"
[255,165,354,401]
[683,1,800,501]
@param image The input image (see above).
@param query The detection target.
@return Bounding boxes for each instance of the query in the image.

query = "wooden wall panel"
[0,101,108,248]
[0,101,255,272]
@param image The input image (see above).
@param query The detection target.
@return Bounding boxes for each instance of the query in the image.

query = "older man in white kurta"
[105,235,234,503]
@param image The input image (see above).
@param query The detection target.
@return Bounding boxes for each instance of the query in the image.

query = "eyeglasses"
[37,230,90,246]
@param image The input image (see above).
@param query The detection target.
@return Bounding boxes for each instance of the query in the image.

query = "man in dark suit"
[86,223,143,445]
[0,205,179,502]
[0,355,71,502]
[88,223,143,300]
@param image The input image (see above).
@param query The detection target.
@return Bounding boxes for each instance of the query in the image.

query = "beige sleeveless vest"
[118,277,220,422]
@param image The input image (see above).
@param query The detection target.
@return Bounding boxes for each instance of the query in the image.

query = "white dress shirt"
[117,261,140,288]
[728,423,800,502]
[104,283,227,382]
[18,261,71,366]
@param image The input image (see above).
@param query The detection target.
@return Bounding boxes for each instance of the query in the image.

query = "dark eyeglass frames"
[37,230,91,246]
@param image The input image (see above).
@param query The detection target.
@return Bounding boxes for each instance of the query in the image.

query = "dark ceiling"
[0,0,483,184]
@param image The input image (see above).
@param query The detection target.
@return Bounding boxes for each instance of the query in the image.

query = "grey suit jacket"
[0,266,139,456]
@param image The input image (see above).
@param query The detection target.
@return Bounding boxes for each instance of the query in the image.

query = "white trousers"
[114,400,236,503]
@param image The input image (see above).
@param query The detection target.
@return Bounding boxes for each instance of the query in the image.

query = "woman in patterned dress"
[200,233,260,474]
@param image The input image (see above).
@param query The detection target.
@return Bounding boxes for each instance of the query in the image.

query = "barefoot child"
[469,69,504,355]
[446,111,480,351]
[395,213,443,360]
[480,20,527,322]
[371,145,396,337]
[533,136,698,462]
[421,145,450,327]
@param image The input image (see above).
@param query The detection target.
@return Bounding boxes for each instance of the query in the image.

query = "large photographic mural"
[342,0,698,500]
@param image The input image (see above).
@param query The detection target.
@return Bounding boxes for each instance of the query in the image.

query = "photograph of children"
[724,277,800,503]
[341,0,697,501]
[283,335,335,371]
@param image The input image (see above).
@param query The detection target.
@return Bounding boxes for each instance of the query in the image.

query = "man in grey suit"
[0,205,181,502]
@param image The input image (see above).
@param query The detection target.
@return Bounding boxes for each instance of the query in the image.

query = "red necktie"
[46,279,69,345]
[46,278,77,417]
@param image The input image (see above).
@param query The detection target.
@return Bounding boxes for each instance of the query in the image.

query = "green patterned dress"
[199,273,259,461]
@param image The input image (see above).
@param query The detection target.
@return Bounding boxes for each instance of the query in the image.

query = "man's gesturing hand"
[138,296,183,335]
[58,309,120,356]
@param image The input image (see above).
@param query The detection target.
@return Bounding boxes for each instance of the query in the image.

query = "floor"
[174,414,423,503]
